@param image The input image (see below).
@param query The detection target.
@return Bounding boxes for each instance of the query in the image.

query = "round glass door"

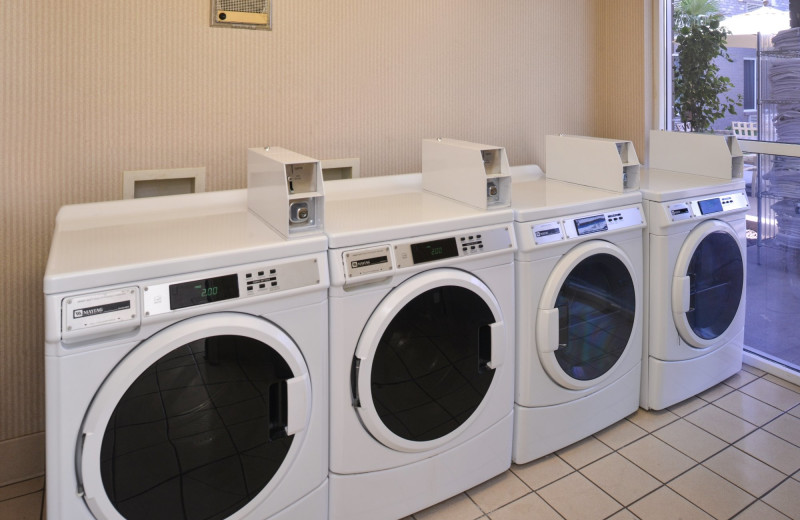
[80,313,310,520]
[672,222,744,347]
[352,269,505,453]
[537,242,638,390]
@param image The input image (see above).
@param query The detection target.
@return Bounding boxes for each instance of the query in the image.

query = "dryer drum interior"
[684,230,744,341]
[95,335,295,520]
[366,285,496,443]
[553,253,636,381]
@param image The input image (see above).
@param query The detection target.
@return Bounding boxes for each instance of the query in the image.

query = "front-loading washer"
[510,171,646,463]
[324,174,516,520]
[640,168,748,410]
[44,189,329,520]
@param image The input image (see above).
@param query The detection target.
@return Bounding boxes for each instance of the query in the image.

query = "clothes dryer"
[511,171,646,463]
[640,168,748,410]
[324,174,516,520]
[44,190,329,520]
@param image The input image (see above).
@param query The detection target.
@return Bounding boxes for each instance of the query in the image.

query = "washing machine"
[510,170,646,463]
[44,189,329,520]
[324,174,516,520]
[640,168,748,410]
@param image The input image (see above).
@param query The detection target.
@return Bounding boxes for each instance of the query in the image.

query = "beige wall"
[0,0,645,478]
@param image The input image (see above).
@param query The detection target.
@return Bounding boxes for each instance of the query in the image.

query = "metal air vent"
[211,0,271,30]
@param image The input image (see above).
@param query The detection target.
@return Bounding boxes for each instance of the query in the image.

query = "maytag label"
[62,287,140,341]
[532,222,563,245]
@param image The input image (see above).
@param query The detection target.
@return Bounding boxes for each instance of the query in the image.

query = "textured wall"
[0,0,644,446]
[592,0,647,155]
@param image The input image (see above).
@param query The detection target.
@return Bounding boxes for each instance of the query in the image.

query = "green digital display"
[169,274,240,310]
[410,237,459,264]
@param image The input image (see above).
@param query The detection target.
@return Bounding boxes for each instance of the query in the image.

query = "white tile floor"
[3,365,799,520]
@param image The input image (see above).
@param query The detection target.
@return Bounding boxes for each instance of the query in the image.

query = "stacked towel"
[767,28,800,247]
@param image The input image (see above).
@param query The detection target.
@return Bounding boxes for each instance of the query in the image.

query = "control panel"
[341,226,513,281]
[563,206,644,239]
[530,206,644,245]
[142,257,320,317]
[666,191,749,223]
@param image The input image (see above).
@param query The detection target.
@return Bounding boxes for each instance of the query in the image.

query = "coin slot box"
[649,130,743,180]
[248,147,325,238]
[546,135,640,192]
[422,138,512,210]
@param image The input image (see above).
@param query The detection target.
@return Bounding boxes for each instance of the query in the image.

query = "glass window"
[368,286,496,442]
[100,336,295,520]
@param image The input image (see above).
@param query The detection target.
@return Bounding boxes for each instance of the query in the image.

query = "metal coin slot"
[290,201,310,223]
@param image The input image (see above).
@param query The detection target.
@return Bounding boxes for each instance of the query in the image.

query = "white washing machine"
[640,168,748,410]
[511,171,646,463]
[44,190,329,520]
[324,174,516,520]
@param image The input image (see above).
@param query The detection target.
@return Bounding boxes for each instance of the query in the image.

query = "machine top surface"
[510,174,641,222]
[45,189,327,294]
[324,174,513,249]
[639,168,746,202]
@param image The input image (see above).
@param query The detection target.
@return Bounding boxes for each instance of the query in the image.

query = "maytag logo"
[73,300,130,319]
[75,307,105,318]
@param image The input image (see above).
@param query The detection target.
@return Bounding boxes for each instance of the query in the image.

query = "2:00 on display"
[169,274,240,310]
[410,237,459,264]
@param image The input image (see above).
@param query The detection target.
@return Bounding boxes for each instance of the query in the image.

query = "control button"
[477,234,482,239]
[471,246,476,250]
[258,271,264,276]
[479,244,484,249]
[246,273,252,279]
[460,237,465,242]
[462,247,468,251]
[271,281,278,287]
[270,268,276,274]
[247,286,253,292]
[259,283,266,289]
[469,236,474,240]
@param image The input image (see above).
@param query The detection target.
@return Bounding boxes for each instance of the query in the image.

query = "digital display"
[698,198,723,215]
[169,274,240,310]
[410,237,459,264]
[574,215,608,236]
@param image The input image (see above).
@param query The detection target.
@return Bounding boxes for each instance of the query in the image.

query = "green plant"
[673,15,741,133]
[673,0,721,29]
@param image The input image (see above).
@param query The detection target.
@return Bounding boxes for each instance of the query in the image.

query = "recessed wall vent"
[211,0,271,30]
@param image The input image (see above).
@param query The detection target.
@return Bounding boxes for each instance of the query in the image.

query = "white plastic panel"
[61,287,140,343]
[532,222,564,245]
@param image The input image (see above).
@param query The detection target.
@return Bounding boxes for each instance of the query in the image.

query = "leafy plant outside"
[672,0,741,132]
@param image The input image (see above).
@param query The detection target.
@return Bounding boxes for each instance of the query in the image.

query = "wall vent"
[211,0,271,30]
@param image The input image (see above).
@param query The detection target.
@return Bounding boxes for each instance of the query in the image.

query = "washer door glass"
[352,269,505,453]
[554,253,635,380]
[80,313,310,520]
[673,225,744,346]
[536,241,638,390]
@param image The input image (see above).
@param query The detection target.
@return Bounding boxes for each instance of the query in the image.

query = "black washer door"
[682,230,744,342]
[80,313,310,520]
[100,336,293,520]
[370,286,495,442]
[352,269,505,452]
[536,241,638,390]
[553,253,636,381]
